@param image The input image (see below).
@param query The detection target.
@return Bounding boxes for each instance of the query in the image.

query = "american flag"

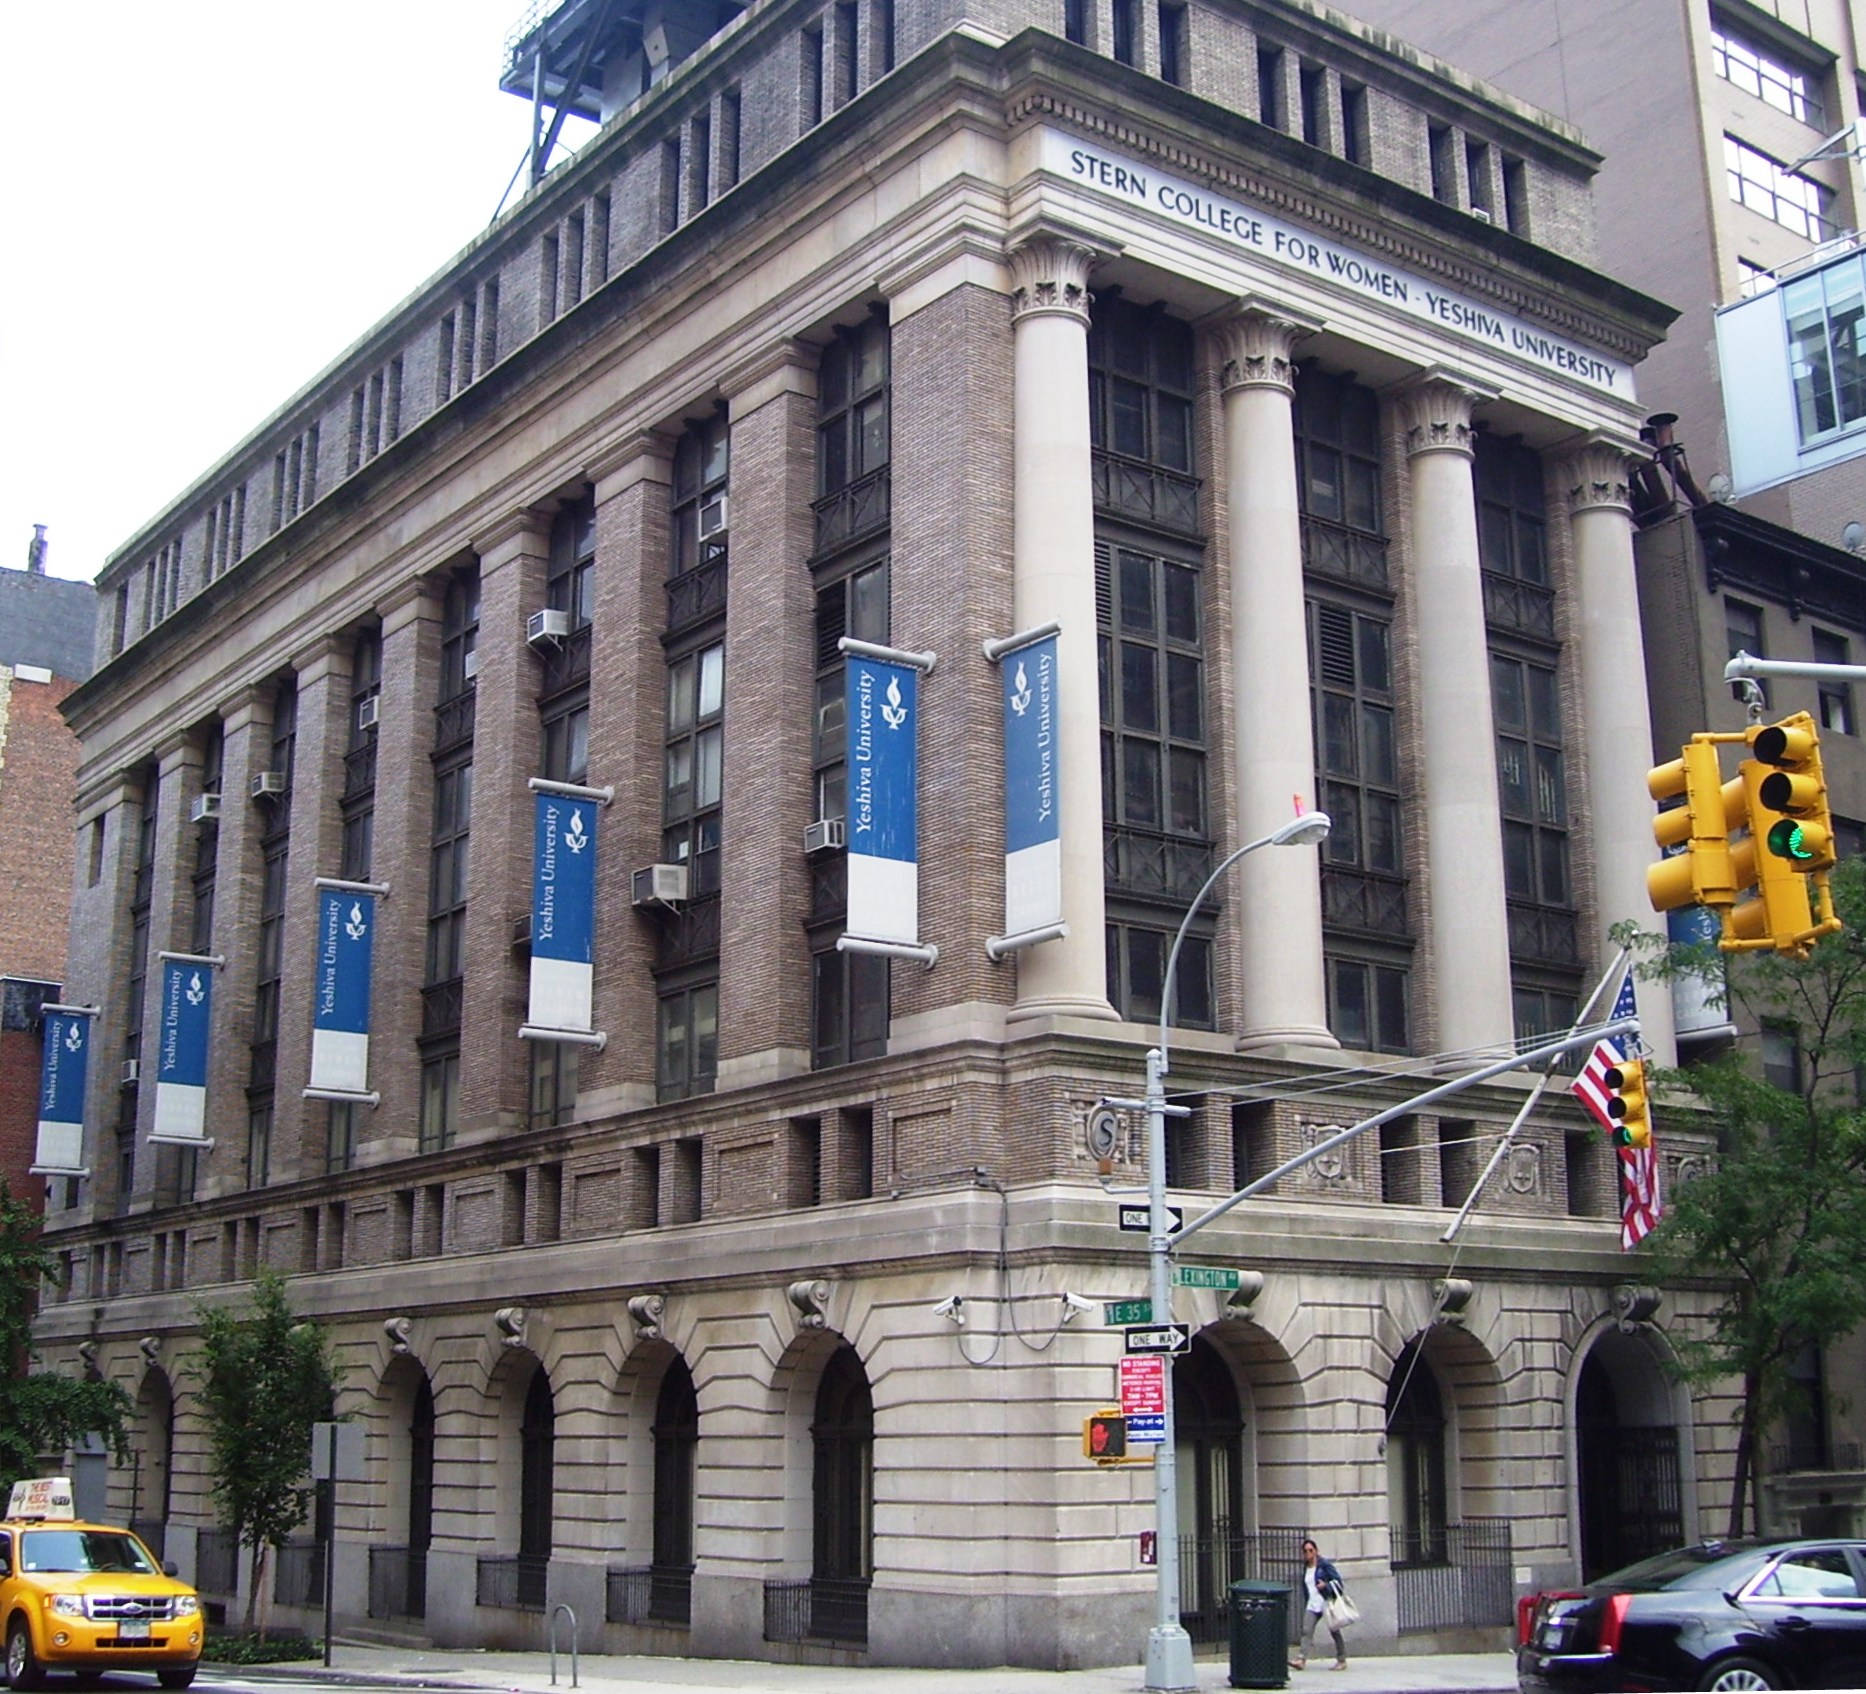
[1569,973,1662,1251]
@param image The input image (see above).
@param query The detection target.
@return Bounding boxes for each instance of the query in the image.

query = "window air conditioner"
[526,607,570,648]
[698,494,728,539]
[190,792,223,824]
[803,817,845,856]
[251,770,287,800]
[1470,205,1493,223]
[121,1060,140,1087]
[357,696,380,731]
[631,863,688,907]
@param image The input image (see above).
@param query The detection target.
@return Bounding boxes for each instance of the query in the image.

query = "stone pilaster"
[270,636,354,1184]
[1562,438,1678,1067]
[1214,305,1334,1049]
[460,512,552,1143]
[1006,234,1115,1023]
[579,434,674,1115]
[1397,375,1514,1054]
[363,580,443,1167]
[717,349,819,1088]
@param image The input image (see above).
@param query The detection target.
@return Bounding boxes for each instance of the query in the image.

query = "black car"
[1517,1539,1866,1691]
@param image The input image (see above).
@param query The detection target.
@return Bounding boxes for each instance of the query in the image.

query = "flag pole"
[1440,945,1632,1245]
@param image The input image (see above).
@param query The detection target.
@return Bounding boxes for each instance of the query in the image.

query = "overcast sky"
[2,1,595,584]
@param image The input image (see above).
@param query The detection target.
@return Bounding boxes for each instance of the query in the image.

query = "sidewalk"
[224,1641,1520,1694]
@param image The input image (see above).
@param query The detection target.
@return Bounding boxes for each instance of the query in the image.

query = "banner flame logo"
[566,808,589,853]
[64,1023,83,1054]
[1010,660,1032,716]
[345,901,368,942]
[186,971,206,1006]
[881,676,907,730]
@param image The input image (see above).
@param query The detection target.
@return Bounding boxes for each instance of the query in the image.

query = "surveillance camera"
[932,1295,965,1325]
[1061,1292,1098,1313]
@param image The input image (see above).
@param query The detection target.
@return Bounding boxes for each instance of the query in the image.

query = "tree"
[1634,854,1866,1538]
[193,1269,340,1635]
[0,1177,129,1490]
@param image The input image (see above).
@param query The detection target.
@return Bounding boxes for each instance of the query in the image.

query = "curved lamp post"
[1144,810,1330,1694]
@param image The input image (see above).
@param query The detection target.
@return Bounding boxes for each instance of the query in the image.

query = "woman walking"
[1292,1536,1350,1670]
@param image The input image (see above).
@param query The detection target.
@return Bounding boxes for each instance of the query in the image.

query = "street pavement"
[207,1640,1520,1694]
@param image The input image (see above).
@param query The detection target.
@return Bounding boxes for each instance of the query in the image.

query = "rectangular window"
[529,1040,579,1129]
[564,210,584,309]
[1783,253,1866,441]
[1466,139,1494,219]
[1502,155,1529,233]
[802,24,825,127]
[657,984,718,1101]
[541,231,560,324]
[1158,3,1186,85]
[327,1102,356,1175]
[480,279,500,368]
[1429,123,1457,204]
[690,113,712,211]
[590,190,611,285]
[1112,0,1137,66]
[660,138,681,234]
[812,949,889,1069]
[1065,0,1089,45]
[1327,957,1409,1053]
[1711,21,1826,126]
[1105,923,1212,1029]
[1762,1022,1803,1092]
[1725,134,1833,240]
[874,0,895,74]
[1099,543,1207,840]
[419,1053,459,1153]
[816,313,891,500]
[1814,629,1854,732]
[834,1,859,102]
[459,295,478,387]
[1341,81,1367,166]
[1492,653,1571,910]
[719,90,742,189]
[1257,42,1283,129]
[812,560,889,822]
[1726,598,1767,704]
[663,641,725,894]
[1299,63,1324,146]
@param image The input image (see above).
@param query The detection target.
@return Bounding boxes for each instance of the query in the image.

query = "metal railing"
[1178,1528,1307,1646]
[762,1577,869,1647]
[1772,1439,1864,1474]
[477,1552,549,1612]
[1390,1519,1513,1633]
[605,1564,692,1627]
[194,1526,239,1598]
[368,1546,428,1620]
[272,1538,325,1607]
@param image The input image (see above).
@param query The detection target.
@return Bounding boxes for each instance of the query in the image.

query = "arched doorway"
[518,1364,554,1610]
[1386,1339,1448,1567]
[810,1343,872,1645]
[407,1376,435,1615]
[130,1370,173,1559]
[1576,1341,1681,1578]
[1175,1336,1246,1641]
[649,1357,697,1624]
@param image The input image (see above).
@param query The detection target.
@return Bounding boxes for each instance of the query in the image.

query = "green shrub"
[200,1630,323,1664]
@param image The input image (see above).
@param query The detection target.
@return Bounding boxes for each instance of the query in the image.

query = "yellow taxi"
[1,1479,202,1690]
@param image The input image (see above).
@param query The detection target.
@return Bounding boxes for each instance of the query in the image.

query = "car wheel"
[1698,1658,1780,1692]
[156,1669,197,1690]
[4,1618,43,1692]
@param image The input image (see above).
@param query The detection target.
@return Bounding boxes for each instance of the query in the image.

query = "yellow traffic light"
[1647,742,1736,913]
[1749,712,1837,874]
[1604,1057,1651,1150]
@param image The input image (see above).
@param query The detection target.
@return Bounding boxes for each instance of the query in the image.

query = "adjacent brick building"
[38,0,1755,1670]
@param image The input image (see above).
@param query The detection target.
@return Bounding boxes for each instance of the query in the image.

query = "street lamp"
[1143,809,1330,1694]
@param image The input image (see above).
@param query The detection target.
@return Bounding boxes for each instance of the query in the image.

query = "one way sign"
[1117,1203,1184,1232]
[1124,1324,1191,1355]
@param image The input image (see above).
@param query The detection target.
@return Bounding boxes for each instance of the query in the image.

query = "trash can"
[1228,1578,1291,1690]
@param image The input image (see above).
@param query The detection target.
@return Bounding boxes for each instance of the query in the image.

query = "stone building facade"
[40,0,1730,1670]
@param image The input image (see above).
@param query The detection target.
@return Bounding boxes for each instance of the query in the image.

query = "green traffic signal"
[1766,818,1817,862]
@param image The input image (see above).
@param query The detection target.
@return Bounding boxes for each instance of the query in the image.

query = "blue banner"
[151,958,213,1145]
[310,889,376,1093]
[530,790,598,1031]
[846,657,920,945]
[34,1008,93,1175]
[1002,634,1061,935]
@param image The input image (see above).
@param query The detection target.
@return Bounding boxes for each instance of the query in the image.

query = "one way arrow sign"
[1118,1203,1184,1232]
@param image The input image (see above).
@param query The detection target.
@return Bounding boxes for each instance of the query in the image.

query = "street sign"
[1118,1203,1183,1232]
[1124,1413,1166,1443]
[1119,1354,1166,1414]
[1103,1298,1153,1326]
[1173,1264,1241,1290]
[310,1420,365,1482]
[1124,1323,1191,1355]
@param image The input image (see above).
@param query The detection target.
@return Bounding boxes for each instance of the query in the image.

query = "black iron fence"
[605,1564,692,1627]
[476,1553,548,1612]
[194,1526,239,1598]
[1391,1519,1513,1634]
[762,1577,868,1647]
[272,1539,326,1607]
[368,1546,428,1621]
[1178,1528,1307,1646]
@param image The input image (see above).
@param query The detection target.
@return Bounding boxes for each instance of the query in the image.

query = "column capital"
[1212,302,1321,398]
[216,684,274,740]
[471,506,554,566]
[289,632,354,689]
[1558,433,1643,516]
[723,341,818,421]
[1394,372,1492,461]
[156,733,203,778]
[377,575,441,637]
[1007,233,1099,328]
[590,430,676,505]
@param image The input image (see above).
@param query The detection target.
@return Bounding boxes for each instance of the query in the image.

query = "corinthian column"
[1563,439,1678,1067]
[1214,307,1334,1048]
[1398,376,1514,1054]
[1006,234,1115,1022]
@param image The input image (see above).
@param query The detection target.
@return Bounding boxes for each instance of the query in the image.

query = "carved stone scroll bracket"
[384,1315,413,1355]
[1612,1284,1663,1334]
[1432,1277,1475,1327]
[493,1306,528,1349]
[787,1278,834,1330]
[627,1293,666,1342]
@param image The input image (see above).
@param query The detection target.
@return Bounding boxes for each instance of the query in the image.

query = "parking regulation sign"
[1120,1354,1166,1414]
[1124,1413,1166,1444]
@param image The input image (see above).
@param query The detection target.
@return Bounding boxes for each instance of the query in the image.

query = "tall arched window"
[1386,1341,1447,1566]
[518,1365,555,1609]
[650,1358,698,1624]
[131,1372,174,1559]
[810,1344,873,1644]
